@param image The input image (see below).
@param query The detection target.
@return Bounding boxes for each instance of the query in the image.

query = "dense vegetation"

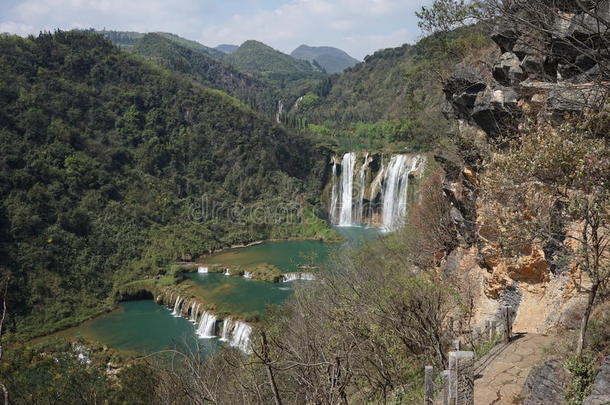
[0,31,332,339]
[131,33,277,113]
[292,26,491,152]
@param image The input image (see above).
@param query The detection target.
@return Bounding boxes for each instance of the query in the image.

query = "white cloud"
[0,21,36,36]
[0,0,433,59]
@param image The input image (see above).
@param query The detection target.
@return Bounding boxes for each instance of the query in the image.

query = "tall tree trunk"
[261,332,283,405]
[577,281,599,357]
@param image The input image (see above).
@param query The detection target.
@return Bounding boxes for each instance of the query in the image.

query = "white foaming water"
[196,311,217,339]
[381,155,421,232]
[190,303,199,323]
[171,296,184,317]
[198,266,208,273]
[230,321,253,353]
[220,318,233,342]
[330,158,340,224]
[243,271,252,279]
[355,153,370,224]
[223,268,230,276]
[338,152,356,226]
[281,273,315,282]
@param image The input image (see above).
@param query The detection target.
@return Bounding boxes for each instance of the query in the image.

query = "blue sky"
[0,0,434,60]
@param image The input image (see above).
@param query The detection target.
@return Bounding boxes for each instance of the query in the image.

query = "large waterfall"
[196,311,217,338]
[381,155,420,232]
[338,152,356,226]
[330,153,422,230]
[220,318,233,342]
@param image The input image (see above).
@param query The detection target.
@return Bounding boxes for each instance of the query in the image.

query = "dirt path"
[474,333,554,404]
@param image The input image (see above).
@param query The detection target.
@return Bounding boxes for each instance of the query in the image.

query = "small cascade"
[172,296,184,317]
[355,153,370,224]
[275,100,284,123]
[223,268,230,276]
[220,318,233,342]
[329,157,340,224]
[243,271,252,279]
[338,152,356,226]
[190,303,199,323]
[381,155,421,232]
[198,266,208,273]
[196,311,217,339]
[230,321,253,353]
[281,273,316,282]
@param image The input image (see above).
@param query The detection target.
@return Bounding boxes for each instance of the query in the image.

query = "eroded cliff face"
[436,3,610,333]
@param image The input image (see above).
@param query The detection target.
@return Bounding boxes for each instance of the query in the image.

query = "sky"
[0,0,434,60]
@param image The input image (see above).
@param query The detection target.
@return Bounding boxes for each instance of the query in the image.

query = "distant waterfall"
[381,155,420,232]
[329,158,340,224]
[329,153,422,230]
[230,321,253,353]
[243,271,252,279]
[281,273,315,282]
[172,296,184,317]
[196,312,217,338]
[223,268,230,276]
[276,100,284,123]
[338,152,356,226]
[220,318,233,342]
[198,266,208,273]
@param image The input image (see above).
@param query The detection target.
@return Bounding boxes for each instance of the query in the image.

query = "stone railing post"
[472,326,481,344]
[442,370,450,405]
[448,351,475,405]
[425,365,434,405]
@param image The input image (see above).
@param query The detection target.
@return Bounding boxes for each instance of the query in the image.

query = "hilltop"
[291,44,359,74]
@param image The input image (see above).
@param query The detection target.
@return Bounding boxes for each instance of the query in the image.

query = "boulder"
[493,52,525,86]
[521,359,570,404]
[584,356,610,405]
[444,70,487,119]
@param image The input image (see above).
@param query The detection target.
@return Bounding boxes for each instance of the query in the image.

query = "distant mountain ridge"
[216,44,239,54]
[291,45,359,74]
[226,40,322,77]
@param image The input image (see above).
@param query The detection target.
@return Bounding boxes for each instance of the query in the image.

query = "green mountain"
[96,30,224,59]
[216,44,239,54]
[0,31,328,338]
[131,33,276,113]
[291,45,359,74]
[226,40,321,77]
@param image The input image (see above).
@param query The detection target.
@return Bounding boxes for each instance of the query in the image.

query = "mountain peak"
[291,44,359,74]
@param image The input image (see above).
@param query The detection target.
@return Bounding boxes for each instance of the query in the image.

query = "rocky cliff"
[437,2,610,333]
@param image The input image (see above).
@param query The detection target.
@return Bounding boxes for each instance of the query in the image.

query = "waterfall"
[329,158,340,224]
[230,321,253,353]
[198,266,208,273]
[355,153,370,224]
[369,158,386,224]
[190,303,199,323]
[381,155,420,232]
[243,271,252,279]
[171,296,184,317]
[196,311,217,338]
[220,318,233,342]
[276,100,284,123]
[282,273,315,282]
[338,152,356,226]
[223,268,230,276]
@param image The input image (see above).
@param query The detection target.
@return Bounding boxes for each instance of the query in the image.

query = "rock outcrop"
[584,356,610,405]
[520,359,570,404]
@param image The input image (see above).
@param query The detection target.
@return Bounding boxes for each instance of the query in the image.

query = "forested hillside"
[293,27,491,151]
[131,33,277,113]
[0,31,329,338]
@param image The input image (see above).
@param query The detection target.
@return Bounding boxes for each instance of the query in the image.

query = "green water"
[51,301,218,354]
[69,226,379,353]
[203,226,379,272]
